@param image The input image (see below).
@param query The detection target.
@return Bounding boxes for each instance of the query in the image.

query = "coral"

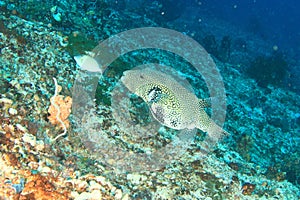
[242,183,256,195]
[64,32,98,57]
[202,34,218,56]
[218,36,231,62]
[246,53,288,87]
[235,133,254,162]
[48,78,72,141]
[201,34,231,62]
[21,174,69,199]
[265,166,286,182]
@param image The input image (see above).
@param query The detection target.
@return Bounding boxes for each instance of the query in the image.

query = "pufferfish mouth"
[120,71,128,81]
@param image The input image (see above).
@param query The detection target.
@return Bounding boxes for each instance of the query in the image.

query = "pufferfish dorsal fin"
[198,98,211,108]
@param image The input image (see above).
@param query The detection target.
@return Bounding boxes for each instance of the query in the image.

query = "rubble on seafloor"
[0,6,299,200]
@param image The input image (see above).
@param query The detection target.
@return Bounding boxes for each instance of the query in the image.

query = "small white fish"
[121,67,228,139]
[74,55,102,73]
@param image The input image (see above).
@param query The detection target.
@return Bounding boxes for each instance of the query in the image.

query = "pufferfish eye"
[147,86,163,103]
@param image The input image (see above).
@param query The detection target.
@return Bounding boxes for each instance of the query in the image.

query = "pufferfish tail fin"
[206,121,229,143]
[196,119,229,154]
[197,96,229,138]
[196,109,229,143]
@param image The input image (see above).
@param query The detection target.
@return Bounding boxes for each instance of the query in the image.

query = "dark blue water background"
[179,0,300,51]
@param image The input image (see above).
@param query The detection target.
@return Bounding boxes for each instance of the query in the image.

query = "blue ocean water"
[193,0,300,50]
[120,0,300,50]
[114,0,300,91]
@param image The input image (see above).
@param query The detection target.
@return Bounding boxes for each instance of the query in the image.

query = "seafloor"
[0,1,299,200]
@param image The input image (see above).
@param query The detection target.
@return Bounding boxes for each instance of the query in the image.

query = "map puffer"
[121,67,228,139]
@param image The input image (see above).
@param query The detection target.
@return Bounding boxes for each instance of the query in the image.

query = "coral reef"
[202,34,232,62]
[0,0,299,199]
[48,78,72,131]
[246,54,288,87]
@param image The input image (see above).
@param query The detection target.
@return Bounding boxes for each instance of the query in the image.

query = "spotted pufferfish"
[121,67,228,140]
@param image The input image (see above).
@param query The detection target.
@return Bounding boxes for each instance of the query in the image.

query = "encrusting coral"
[48,78,72,140]
[48,95,72,128]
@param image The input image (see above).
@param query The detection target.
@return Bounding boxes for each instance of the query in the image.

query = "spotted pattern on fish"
[134,82,182,129]
[121,68,228,137]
